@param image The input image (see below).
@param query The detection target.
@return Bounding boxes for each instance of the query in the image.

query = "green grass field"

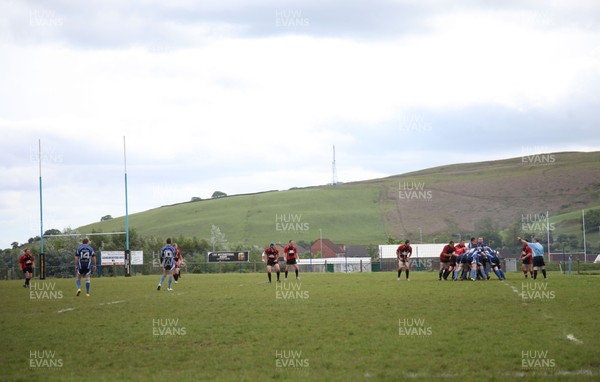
[1,272,599,381]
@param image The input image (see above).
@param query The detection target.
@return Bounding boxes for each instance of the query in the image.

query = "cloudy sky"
[1,0,599,248]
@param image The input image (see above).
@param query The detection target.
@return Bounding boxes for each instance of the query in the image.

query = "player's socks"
[295,269,299,279]
[494,269,502,279]
[398,270,401,279]
[480,269,488,280]
[533,270,538,280]
[542,269,547,279]
[159,274,166,285]
[470,269,477,280]
[268,272,272,283]
[76,279,81,289]
[86,281,90,294]
[168,275,173,288]
[405,270,409,280]
[523,271,528,278]
[174,273,178,281]
[499,270,506,279]
[438,270,443,280]
[530,271,533,278]
[276,271,280,281]
[285,271,288,279]
[25,278,30,286]
[444,270,451,280]
[453,270,459,280]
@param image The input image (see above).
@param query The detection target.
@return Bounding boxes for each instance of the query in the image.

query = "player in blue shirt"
[157,238,177,291]
[466,247,482,281]
[483,247,506,280]
[476,237,490,280]
[519,237,546,279]
[75,238,96,296]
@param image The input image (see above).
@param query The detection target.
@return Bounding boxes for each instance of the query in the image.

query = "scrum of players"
[398,236,507,281]
[446,237,506,281]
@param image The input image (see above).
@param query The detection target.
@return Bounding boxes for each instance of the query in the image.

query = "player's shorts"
[23,267,33,274]
[398,258,408,266]
[77,267,91,276]
[440,257,450,265]
[175,261,181,268]
[533,256,545,267]
[286,258,297,265]
[267,260,278,267]
[163,263,175,271]
[481,257,488,266]
[522,257,531,265]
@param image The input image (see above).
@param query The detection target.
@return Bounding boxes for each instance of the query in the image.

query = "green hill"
[78,151,600,248]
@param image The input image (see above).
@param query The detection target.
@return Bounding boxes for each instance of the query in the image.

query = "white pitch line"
[98,300,125,306]
[566,334,583,344]
[57,307,76,314]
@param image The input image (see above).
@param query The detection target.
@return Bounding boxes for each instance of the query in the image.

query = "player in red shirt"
[439,241,455,280]
[19,248,35,288]
[173,243,184,283]
[284,240,300,281]
[396,240,412,281]
[263,243,280,283]
[518,243,533,278]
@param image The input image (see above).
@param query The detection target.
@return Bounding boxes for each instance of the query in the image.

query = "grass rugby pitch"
[1,272,599,381]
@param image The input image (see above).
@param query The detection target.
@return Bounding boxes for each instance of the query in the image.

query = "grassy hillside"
[78,151,600,247]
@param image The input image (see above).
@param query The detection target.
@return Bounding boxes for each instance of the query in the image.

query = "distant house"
[345,245,369,257]
[310,239,345,258]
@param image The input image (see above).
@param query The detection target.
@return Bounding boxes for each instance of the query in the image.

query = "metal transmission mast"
[332,145,338,186]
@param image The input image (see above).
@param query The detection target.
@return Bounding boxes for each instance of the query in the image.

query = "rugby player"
[284,240,300,280]
[263,243,281,283]
[452,240,467,280]
[157,238,176,291]
[476,237,490,280]
[439,241,455,280]
[173,243,183,283]
[484,247,506,280]
[517,242,533,278]
[75,238,97,296]
[519,237,546,279]
[19,248,35,288]
[396,240,412,281]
